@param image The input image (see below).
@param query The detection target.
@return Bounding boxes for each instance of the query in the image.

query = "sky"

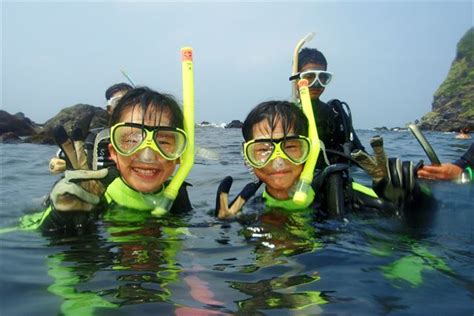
[2,1,473,129]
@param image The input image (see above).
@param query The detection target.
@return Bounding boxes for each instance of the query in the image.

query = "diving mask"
[243,136,311,168]
[111,122,187,160]
[289,70,333,88]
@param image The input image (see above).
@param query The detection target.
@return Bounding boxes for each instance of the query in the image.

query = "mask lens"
[246,141,274,168]
[318,71,332,86]
[154,129,187,159]
[282,137,310,163]
[112,125,145,155]
[301,71,317,87]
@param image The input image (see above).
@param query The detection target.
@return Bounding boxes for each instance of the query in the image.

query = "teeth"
[133,168,158,176]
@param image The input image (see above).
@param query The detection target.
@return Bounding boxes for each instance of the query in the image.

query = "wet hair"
[298,48,328,71]
[105,83,133,101]
[242,101,308,141]
[109,87,184,129]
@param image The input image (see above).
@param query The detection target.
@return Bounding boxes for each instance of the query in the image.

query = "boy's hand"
[351,136,421,204]
[50,169,108,212]
[215,176,261,219]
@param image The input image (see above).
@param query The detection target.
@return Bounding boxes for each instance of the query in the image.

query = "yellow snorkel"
[293,79,320,205]
[292,32,315,103]
[152,47,195,216]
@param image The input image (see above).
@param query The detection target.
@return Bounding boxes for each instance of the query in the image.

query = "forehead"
[251,117,295,140]
[300,62,326,72]
[118,104,173,126]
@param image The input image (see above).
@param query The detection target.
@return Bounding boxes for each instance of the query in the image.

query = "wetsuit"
[453,143,474,172]
[39,169,192,235]
[239,166,433,223]
[312,99,365,167]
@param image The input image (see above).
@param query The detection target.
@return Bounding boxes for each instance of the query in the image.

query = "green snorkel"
[293,79,320,205]
[151,47,195,216]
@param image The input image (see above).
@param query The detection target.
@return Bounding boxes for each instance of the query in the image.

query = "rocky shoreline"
[0,106,245,144]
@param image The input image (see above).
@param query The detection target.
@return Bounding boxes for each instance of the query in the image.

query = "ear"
[108,143,119,165]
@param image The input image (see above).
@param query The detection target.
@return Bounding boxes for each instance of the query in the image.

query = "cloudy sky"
[2,1,472,128]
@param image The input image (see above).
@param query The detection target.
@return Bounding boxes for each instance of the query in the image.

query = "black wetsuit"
[312,99,365,167]
[453,143,474,170]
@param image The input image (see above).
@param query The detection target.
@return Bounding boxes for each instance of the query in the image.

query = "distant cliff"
[419,28,474,131]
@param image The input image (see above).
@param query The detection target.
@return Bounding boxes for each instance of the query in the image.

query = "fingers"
[49,158,66,174]
[417,163,462,180]
[215,176,233,218]
[388,158,402,188]
[65,169,109,181]
[51,179,101,211]
[351,149,381,180]
[226,181,262,216]
[402,160,415,193]
[71,127,89,170]
[370,135,388,179]
[53,125,79,169]
[215,177,260,219]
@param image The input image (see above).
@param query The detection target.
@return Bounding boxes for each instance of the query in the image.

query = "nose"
[271,157,287,171]
[136,147,159,163]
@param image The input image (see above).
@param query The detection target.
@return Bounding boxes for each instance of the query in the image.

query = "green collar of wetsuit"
[105,177,165,211]
[262,187,315,211]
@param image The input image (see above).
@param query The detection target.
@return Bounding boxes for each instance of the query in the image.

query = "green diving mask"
[243,135,311,169]
[111,122,187,160]
[289,70,333,88]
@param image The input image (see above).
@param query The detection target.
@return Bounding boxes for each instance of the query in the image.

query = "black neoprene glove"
[351,136,423,205]
[215,176,262,219]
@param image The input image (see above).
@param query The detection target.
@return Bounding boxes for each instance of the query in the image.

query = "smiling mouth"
[269,170,290,176]
[132,167,161,179]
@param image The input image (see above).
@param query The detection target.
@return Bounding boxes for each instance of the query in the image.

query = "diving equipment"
[291,32,315,103]
[293,79,320,205]
[110,122,187,160]
[263,187,315,210]
[152,47,195,216]
[289,70,333,88]
[53,125,79,170]
[408,124,441,165]
[120,69,137,88]
[215,176,262,218]
[243,136,311,168]
[50,169,108,212]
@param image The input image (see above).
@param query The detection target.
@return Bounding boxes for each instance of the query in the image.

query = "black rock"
[0,132,22,144]
[0,110,37,137]
[225,120,243,129]
[25,104,109,144]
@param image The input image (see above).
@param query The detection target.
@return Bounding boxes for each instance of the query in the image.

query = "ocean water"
[0,128,472,315]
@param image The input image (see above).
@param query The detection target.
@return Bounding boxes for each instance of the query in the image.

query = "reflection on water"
[0,130,473,315]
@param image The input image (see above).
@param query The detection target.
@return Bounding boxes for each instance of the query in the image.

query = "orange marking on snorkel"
[298,79,309,87]
[181,49,193,62]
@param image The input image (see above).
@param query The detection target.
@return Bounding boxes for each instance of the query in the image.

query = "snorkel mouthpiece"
[293,79,320,205]
[152,47,195,216]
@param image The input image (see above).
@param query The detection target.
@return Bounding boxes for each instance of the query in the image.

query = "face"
[300,62,327,101]
[250,119,304,200]
[109,105,178,193]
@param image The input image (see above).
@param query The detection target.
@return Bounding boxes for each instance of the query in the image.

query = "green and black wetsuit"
[39,169,192,235]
